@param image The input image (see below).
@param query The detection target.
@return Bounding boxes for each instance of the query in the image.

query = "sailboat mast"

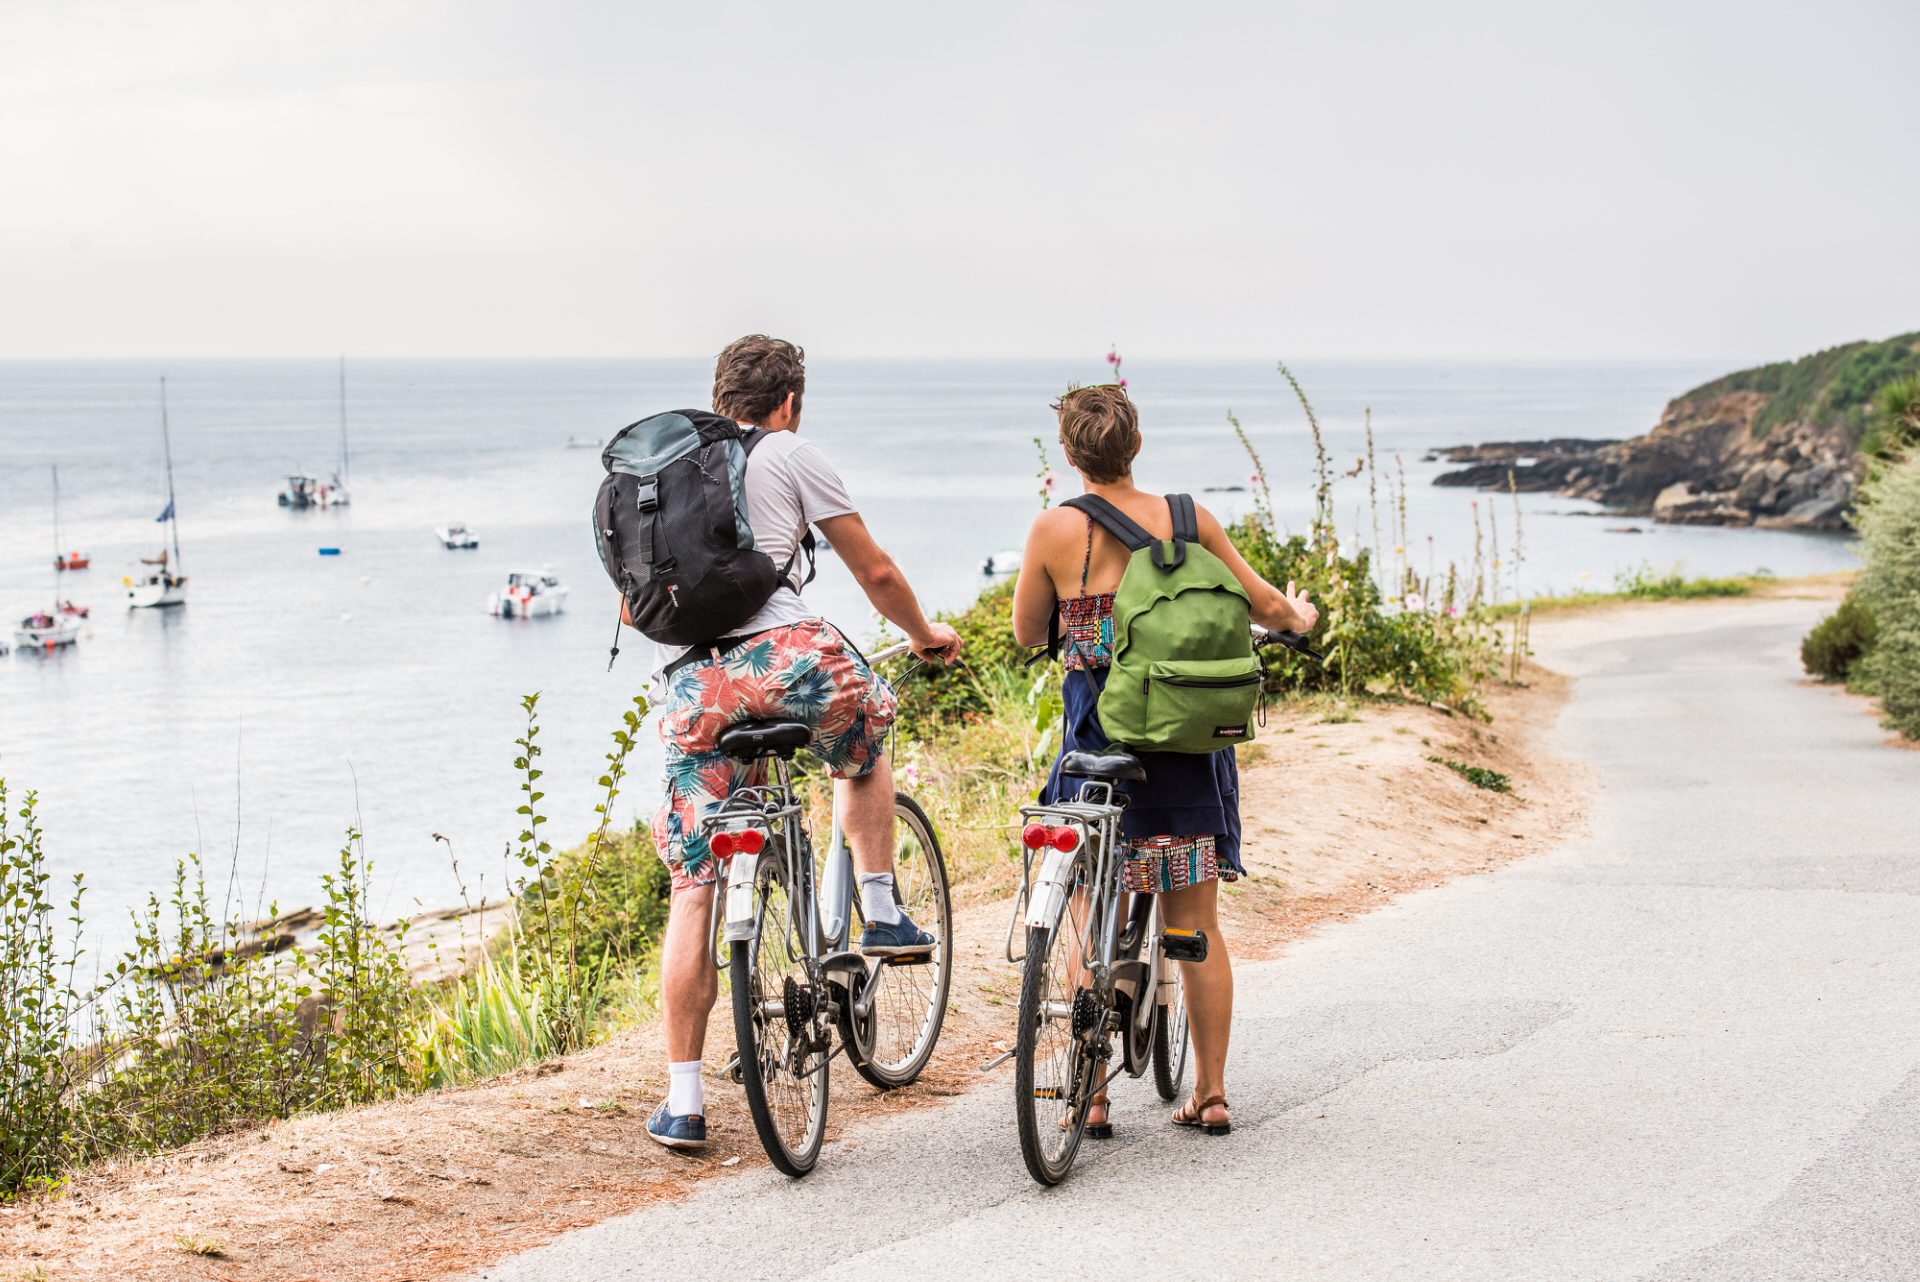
[338,354,349,484]
[160,377,182,571]
[51,464,61,562]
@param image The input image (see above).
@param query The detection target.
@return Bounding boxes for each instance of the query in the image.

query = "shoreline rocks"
[1430,392,1861,532]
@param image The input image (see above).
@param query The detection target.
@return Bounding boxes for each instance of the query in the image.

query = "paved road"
[479,599,1920,1282]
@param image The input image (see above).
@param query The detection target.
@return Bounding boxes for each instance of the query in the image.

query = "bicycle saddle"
[1060,748,1147,782]
[717,719,811,760]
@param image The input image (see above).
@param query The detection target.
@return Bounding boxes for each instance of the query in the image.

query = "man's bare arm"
[816,512,961,663]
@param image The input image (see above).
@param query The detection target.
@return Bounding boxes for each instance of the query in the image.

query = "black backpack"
[592,409,813,657]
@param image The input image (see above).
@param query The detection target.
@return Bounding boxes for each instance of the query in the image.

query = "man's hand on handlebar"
[911,622,963,666]
[1281,579,1319,634]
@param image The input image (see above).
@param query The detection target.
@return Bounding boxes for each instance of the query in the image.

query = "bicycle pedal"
[721,1052,743,1084]
[1160,927,1208,963]
[1031,1086,1065,1099]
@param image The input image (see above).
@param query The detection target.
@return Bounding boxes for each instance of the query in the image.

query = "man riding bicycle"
[639,335,961,1151]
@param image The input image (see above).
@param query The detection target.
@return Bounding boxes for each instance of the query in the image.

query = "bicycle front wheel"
[1014,848,1096,1187]
[843,792,953,1089]
[730,851,830,1177]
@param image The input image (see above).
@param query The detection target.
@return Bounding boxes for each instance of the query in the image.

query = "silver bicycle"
[1009,628,1322,1185]
[704,641,952,1177]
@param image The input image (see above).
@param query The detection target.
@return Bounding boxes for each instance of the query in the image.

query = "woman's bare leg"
[1159,878,1232,1126]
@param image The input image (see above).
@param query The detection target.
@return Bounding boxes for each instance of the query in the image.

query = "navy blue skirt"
[1038,666,1244,875]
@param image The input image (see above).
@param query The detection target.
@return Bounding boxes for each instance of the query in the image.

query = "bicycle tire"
[1014,848,1096,1186]
[1150,958,1191,1102]
[842,792,953,1090]
[730,852,829,1177]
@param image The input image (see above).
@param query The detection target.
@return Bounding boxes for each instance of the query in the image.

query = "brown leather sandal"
[1064,1092,1114,1140]
[1172,1093,1231,1136]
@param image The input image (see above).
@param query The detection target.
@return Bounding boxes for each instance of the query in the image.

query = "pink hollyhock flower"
[1043,472,1059,491]
[1118,378,1128,388]
[1405,592,1425,613]
[899,761,921,789]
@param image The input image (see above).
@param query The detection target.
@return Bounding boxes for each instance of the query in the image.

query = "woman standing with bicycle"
[1010,384,1318,1142]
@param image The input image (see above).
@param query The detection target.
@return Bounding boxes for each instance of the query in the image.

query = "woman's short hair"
[1053,384,1141,483]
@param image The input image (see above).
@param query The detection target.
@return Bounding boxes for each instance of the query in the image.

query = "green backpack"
[1061,493,1259,754]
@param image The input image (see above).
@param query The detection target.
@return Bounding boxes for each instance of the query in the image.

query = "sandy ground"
[0,665,1583,1282]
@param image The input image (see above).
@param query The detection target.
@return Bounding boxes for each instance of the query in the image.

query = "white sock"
[859,872,903,926]
[667,1060,704,1117]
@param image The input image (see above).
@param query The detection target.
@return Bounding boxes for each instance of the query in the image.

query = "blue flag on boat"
[155,499,174,523]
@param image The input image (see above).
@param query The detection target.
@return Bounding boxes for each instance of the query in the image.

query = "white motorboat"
[488,569,568,619]
[436,523,480,550]
[565,435,603,450]
[129,378,189,610]
[14,610,81,651]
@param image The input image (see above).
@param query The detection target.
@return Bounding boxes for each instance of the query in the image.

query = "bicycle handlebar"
[1255,628,1327,664]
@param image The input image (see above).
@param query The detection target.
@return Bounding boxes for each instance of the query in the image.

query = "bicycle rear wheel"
[1014,848,1097,1187]
[1151,956,1191,1102]
[843,792,953,1089]
[730,851,830,1177]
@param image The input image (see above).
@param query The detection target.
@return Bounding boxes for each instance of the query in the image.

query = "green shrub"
[892,577,1026,735]
[1861,374,1920,459]
[1614,563,1756,600]
[1852,451,1920,739]
[1801,595,1878,682]
[1428,757,1512,793]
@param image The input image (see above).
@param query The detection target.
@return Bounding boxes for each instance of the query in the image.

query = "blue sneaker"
[860,914,937,957]
[646,1100,708,1151]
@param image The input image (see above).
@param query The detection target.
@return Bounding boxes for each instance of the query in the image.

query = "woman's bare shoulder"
[1027,503,1085,546]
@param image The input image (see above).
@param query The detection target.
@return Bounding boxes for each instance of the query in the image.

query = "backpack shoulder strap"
[1062,494,1154,552]
[1167,493,1199,543]
[1149,494,1193,571]
[735,427,817,590]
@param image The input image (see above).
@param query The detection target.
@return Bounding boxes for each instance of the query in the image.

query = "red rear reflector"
[1021,823,1051,850]
[1049,825,1080,852]
[733,827,765,856]
[711,831,737,858]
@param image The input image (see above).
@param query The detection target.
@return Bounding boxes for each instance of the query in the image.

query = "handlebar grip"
[1256,629,1327,664]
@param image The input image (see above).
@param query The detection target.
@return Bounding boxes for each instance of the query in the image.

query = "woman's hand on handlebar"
[1280,580,1319,633]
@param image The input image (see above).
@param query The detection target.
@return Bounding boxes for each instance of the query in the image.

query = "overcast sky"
[3,0,1916,361]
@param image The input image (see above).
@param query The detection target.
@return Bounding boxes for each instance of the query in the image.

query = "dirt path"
[0,668,1582,1282]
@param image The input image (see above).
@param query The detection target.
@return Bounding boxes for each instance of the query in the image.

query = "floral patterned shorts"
[1121,835,1235,894]
[652,619,896,893]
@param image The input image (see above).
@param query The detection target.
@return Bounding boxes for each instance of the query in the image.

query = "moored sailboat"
[51,465,90,571]
[280,356,352,508]
[128,378,189,610]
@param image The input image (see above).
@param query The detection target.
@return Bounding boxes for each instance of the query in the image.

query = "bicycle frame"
[703,640,920,978]
[1014,781,1166,1074]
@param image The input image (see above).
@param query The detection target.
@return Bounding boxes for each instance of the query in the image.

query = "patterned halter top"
[1059,513,1115,672]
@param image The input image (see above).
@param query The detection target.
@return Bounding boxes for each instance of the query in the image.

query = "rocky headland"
[1430,332,1920,531]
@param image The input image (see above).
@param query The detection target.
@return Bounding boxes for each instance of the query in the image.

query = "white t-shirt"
[652,426,857,674]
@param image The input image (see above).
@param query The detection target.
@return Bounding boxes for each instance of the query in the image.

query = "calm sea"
[0,358,1856,951]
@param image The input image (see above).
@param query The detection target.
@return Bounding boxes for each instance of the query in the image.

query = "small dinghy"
[489,568,568,619]
[981,549,1023,575]
[436,523,480,550]
[15,610,81,651]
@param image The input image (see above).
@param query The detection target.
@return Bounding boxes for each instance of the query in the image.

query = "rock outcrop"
[1430,332,1920,531]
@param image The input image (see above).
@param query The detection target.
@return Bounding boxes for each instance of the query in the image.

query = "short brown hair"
[1053,384,1140,483]
[712,335,806,424]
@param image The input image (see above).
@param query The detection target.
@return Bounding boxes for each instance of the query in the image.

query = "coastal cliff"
[1432,332,1920,530]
